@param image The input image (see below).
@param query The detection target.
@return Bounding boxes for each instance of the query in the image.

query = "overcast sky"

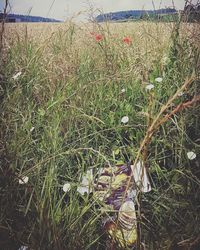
[0,0,198,21]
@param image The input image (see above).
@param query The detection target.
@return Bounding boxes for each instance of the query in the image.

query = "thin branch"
[157,94,200,127]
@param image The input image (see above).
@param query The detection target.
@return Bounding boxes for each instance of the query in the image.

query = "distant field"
[4,21,175,81]
[4,21,198,85]
[4,21,199,56]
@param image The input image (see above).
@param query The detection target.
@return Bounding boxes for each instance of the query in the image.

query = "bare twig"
[157,94,200,127]
[178,235,200,248]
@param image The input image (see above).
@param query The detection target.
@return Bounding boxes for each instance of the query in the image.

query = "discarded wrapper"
[93,161,151,247]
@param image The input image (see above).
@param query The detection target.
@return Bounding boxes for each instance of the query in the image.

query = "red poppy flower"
[95,34,103,42]
[123,37,132,45]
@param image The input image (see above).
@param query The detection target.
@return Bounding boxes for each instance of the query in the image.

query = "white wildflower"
[19,176,29,184]
[30,127,35,132]
[18,246,28,250]
[178,91,184,97]
[63,183,71,193]
[155,77,163,83]
[13,71,22,80]
[121,116,129,124]
[121,88,126,93]
[145,84,154,91]
[187,151,196,160]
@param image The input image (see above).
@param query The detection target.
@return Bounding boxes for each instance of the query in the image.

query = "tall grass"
[0,19,200,249]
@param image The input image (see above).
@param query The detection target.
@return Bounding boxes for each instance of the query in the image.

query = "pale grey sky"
[0,0,198,21]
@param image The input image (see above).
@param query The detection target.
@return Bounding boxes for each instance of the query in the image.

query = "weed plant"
[0,19,200,250]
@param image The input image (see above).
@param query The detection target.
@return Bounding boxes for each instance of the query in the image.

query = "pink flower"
[95,34,103,42]
[90,32,104,42]
[123,37,132,45]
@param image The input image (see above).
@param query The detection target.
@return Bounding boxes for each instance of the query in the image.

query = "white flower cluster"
[19,176,29,184]
[13,71,22,80]
[187,151,196,160]
[121,116,129,124]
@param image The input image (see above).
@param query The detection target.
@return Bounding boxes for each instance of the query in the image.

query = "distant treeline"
[0,13,61,23]
[95,8,177,22]
[95,5,200,22]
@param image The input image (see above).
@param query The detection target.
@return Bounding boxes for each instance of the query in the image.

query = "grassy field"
[0,20,200,250]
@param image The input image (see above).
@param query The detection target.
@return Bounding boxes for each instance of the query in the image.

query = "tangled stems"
[118,75,197,249]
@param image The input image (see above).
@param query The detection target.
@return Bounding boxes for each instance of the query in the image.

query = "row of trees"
[95,8,177,22]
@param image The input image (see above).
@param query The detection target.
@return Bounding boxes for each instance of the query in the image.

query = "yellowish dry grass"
[4,21,173,82]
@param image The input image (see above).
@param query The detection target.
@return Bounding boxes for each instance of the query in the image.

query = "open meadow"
[0,20,200,249]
